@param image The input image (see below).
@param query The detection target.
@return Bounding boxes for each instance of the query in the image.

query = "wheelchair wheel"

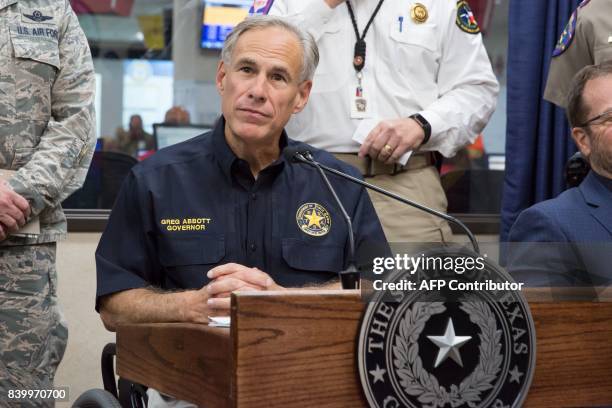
[72,388,122,408]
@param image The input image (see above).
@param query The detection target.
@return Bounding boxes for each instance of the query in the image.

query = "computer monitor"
[153,124,212,150]
[200,0,251,49]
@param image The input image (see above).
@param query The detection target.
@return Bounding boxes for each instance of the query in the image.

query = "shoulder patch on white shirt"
[456,0,480,34]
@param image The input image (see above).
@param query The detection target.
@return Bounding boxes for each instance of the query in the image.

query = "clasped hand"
[205,263,284,315]
[0,181,31,241]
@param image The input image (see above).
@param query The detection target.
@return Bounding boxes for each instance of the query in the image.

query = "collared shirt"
[95,117,388,307]
[266,0,499,157]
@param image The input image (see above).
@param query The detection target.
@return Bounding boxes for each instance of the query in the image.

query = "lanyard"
[346,0,386,72]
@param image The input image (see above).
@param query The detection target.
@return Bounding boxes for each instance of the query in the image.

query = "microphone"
[286,147,480,254]
[284,146,360,289]
[283,146,309,163]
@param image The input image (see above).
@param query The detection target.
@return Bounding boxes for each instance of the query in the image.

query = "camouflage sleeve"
[8,0,96,216]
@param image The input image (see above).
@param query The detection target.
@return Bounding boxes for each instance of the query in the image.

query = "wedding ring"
[383,144,393,153]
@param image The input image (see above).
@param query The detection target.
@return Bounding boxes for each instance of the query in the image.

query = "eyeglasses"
[577,109,612,128]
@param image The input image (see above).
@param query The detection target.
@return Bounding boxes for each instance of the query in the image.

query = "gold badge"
[411,3,428,24]
[296,203,331,237]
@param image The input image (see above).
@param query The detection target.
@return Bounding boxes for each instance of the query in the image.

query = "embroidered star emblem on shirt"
[304,210,323,228]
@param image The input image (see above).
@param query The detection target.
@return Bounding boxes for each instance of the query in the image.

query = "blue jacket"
[507,172,612,286]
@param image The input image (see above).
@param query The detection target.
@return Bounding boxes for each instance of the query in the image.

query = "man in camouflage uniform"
[0,0,95,406]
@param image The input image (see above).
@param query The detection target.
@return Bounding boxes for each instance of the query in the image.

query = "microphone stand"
[295,153,480,254]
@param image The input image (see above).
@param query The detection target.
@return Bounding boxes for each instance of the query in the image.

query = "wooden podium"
[116,289,612,407]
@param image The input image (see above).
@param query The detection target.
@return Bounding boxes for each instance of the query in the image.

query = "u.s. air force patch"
[456,0,480,34]
[358,249,535,408]
[296,203,331,237]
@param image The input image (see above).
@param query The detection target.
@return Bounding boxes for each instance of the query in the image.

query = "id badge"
[350,75,373,119]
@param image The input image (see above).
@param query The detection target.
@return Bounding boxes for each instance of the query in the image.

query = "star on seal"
[304,210,323,228]
[369,365,386,384]
[357,247,536,408]
[427,318,471,368]
[509,365,524,384]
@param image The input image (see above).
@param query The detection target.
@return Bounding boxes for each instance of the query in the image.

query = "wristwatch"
[409,113,432,146]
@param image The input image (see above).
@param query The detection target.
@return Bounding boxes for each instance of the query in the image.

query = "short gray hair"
[221,15,319,83]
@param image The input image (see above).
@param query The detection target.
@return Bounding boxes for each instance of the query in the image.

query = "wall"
[93,49,222,139]
[172,0,222,124]
[94,59,125,138]
[54,233,114,407]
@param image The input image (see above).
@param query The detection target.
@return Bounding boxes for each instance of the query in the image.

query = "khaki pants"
[334,154,452,243]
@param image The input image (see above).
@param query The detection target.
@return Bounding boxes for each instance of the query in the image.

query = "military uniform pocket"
[10,24,60,121]
[0,243,61,376]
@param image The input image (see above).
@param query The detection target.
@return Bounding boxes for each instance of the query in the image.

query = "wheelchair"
[72,343,148,408]
[565,151,590,188]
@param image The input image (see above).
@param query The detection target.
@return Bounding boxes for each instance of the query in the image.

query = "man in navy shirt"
[96,15,387,330]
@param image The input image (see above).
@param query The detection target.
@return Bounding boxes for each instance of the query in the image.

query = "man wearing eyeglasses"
[508,61,612,286]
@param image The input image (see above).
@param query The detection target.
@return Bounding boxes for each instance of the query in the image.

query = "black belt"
[333,152,436,177]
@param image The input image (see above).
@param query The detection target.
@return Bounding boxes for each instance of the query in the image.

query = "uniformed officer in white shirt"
[253,0,499,242]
